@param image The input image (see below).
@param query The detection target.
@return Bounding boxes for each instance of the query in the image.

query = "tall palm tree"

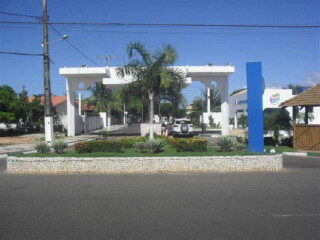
[116,41,185,140]
[201,88,221,112]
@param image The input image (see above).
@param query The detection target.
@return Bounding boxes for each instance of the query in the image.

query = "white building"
[228,88,320,128]
[59,64,235,136]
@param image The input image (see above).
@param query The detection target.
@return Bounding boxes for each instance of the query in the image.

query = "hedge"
[75,141,123,153]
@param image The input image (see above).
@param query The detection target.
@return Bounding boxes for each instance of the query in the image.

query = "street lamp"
[41,35,68,47]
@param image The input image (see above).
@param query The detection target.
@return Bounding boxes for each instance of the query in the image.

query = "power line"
[0,20,319,28]
[0,11,40,19]
[49,24,100,66]
[0,51,43,56]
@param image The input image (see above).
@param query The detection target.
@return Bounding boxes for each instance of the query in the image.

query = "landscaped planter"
[7,155,282,174]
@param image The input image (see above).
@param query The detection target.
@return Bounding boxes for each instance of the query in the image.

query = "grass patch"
[307,152,320,157]
[264,145,294,154]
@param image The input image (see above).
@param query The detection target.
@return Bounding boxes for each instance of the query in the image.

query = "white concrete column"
[66,79,75,136]
[220,79,229,135]
[45,116,54,144]
[107,104,111,131]
[99,112,107,128]
[234,113,238,129]
[78,93,82,116]
[207,86,211,114]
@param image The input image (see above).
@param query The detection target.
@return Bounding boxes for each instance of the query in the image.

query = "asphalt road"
[0,156,319,240]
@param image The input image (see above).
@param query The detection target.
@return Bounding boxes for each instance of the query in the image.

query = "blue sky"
[0,0,319,104]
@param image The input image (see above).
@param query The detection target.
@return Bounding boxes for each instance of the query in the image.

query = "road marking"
[273,214,319,217]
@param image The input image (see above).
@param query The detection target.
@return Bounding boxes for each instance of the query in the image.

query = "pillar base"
[45,116,54,144]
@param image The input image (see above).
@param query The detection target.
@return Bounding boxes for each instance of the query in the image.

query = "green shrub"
[280,137,293,148]
[87,141,123,153]
[116,137,146,149]
[74,142,91,153]
[101,130,112,139]
[215,136,234,152]
[233,142,247,151]
[144,139,166,153]
[236,136,243,143]
[34,142,50,153]
[171,137,207,152]
[134,141,146,153]
[52,140,68,154]
[264,137,276,146]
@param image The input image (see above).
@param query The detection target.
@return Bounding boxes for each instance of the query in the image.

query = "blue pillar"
[246,62,264,153]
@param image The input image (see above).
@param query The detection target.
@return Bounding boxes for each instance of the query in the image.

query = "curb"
[283,152,307,156]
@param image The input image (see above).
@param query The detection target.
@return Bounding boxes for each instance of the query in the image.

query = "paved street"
[0,155,319,240]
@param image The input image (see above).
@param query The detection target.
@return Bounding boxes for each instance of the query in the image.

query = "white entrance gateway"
[59,64,235,136]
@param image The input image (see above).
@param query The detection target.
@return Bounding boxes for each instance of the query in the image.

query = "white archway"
[60,65,235,136]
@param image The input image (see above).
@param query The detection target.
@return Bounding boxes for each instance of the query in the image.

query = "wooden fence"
[294,123,320,150]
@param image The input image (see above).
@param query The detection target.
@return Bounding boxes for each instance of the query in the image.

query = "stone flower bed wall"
[7,155,282,174]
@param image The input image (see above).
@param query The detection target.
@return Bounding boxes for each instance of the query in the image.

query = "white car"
[169,118,194,137]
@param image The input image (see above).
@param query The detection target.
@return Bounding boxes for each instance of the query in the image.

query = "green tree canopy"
[116,41,186,139]
[0,85,22,125]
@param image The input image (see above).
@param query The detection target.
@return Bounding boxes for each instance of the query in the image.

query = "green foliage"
[280,137,293,148]
[52,140,68,154]
[236,136,243,143]
[264,137,276,146]
[101,130,112,139]
[116,137,146,148]
[264,109,292,144]
[144,139,166,153]
[75,141,123,153]
[116,41,186,139]
[209,115,214,126]
[233,142,247,151]
[34,142,50,153]
[0,85,22,125]
[238,115,248,128]
[88,82,113,113]
[171,137,207,152]
[215,136,234,152]
[133,141,146,153]
[74,142,91,153]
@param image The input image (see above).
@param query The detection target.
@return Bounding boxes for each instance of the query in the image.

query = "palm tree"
[201,88,221,112]
[88,82,113,112]
[116,41,185,140]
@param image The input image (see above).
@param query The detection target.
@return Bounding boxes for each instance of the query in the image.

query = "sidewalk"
[0,125,126,154]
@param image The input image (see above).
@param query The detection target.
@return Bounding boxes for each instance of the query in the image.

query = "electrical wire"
[0,20,319,28]
[49,24,100,66]
[0,51,43,56]
[0,11,40,19]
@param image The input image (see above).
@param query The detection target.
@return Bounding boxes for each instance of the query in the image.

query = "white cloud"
[304,72,320,86]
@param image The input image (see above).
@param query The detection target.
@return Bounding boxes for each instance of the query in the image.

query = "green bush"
[52,140,68,154]
[171,137,207,152]
[74,141,123,153]
[264,137,276,146]
[101,130,111,139]
[34,142,50,153]
[236,136,243,143]
[87,141,123,153]
[74,142,91,153]
[144,139,166,153]
[215,136,234,152]
[116,137,146,149]
[133,141,146,153]
[280,137,293,148]
[233,142,247,151]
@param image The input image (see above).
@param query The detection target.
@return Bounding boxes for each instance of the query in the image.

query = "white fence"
[60,115,103,135]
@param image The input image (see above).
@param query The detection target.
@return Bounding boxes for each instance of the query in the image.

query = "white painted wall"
[229,88,295,119]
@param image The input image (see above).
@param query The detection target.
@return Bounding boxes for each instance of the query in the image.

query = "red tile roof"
[28,96,67,107]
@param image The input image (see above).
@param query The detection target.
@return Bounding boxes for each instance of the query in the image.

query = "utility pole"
[43,0,54,144]
[97,56,116,66]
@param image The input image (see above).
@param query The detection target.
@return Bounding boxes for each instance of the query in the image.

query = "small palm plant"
[144,139,166,154]
[233,142,247,151]
[52,140,68,154]
[101,130,111,140]
[35,142,50,153]
[133,141,146,153]
[215,136,234,152]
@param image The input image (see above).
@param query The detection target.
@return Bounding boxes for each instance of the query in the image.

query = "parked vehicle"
[169,118,194,137]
